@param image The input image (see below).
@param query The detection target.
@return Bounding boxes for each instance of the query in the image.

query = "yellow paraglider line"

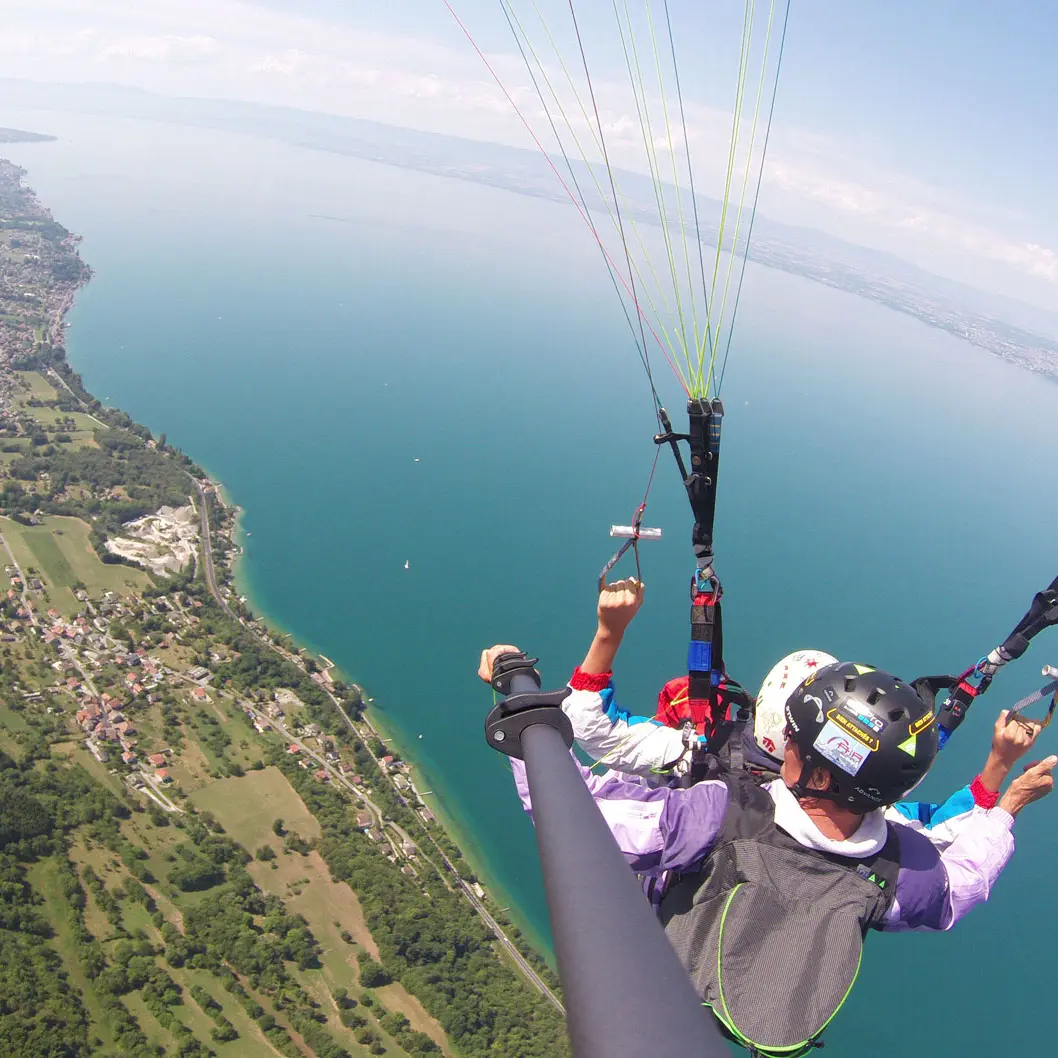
[700,0,757,396]
[444,0,790,402]
[706,0,778,397]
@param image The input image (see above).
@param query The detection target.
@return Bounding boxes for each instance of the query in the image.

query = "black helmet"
[784,661,939,813]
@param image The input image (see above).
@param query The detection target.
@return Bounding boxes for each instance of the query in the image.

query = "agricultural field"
[11,370,103,448]
[192,767,322,850]
[0,513,151,613]
[14,369,59,401]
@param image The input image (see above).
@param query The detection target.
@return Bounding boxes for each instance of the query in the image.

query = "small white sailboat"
[404,560,410,570]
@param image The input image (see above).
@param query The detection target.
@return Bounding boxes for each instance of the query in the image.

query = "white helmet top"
[754,649,838,761]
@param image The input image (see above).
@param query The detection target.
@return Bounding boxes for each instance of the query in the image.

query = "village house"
[313,768,329,783]
[355,811,373,829]
[147,752,167,768]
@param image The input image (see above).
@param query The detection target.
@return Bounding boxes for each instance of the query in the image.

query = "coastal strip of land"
[0,152,569,1058]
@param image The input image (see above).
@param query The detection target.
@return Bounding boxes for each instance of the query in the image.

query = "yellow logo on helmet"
[909,711,936,736]
[826,709,880,751]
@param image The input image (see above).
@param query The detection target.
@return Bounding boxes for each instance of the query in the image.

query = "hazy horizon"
[3,75,1058,347]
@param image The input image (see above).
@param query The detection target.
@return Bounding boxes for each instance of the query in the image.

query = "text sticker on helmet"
[813,719,871,776]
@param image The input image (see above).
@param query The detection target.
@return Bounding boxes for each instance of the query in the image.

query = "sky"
[2,0,1056,312]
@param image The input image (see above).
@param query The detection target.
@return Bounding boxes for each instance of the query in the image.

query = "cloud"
[765,154,1058,289]
[100,34,221,63]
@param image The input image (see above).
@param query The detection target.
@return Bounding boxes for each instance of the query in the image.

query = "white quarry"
[106,504,199,575]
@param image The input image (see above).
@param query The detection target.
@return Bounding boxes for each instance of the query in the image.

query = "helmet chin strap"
[789,756,846,807]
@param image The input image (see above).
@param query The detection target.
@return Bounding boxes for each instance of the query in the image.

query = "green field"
[12,370,103,447]
[14,370,59,401]
[191,766,322,850]
[28,857,122,1053]
[0,515,151,614]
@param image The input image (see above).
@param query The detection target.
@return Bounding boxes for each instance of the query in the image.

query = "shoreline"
[11,154,555,972]
[229,530,552,958]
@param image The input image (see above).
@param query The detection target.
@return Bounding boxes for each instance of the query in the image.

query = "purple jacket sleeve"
[883,806,1015,931]
[510,756,728,875]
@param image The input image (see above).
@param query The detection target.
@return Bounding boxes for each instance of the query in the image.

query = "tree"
[357,957,390,988]
[271,818,285,837]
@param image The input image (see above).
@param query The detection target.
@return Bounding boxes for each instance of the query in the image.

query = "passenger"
[480,586,1054,1055]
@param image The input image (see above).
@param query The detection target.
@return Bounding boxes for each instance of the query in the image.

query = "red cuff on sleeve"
[570,667,612,692]
[970,775,999,809]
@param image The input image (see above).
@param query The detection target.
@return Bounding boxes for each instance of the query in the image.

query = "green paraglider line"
[716,0,791,395]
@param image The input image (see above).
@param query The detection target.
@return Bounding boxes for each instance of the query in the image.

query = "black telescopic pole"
[485,661,724,1058]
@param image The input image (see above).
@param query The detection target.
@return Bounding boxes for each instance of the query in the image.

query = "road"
[44,366,109,427]
[191,477,235,619]
[0,527,36,626]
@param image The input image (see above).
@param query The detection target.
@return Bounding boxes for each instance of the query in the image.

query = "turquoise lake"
[4,106,1058,1056]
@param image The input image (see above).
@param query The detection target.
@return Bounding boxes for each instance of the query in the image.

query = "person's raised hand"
[478,644,521,685]
[992,709,1043,768]
[597,577,645,639]
[998,755,1058,818]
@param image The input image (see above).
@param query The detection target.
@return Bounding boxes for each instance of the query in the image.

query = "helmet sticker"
[804,693,825,723]
[837,699,886,734]
[909,711,936,736]
[826,709,880,750]
[898,734,918,756]
[813,719,871,776]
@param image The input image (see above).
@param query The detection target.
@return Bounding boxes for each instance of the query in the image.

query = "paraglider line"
[443,0,686,394]
[498,0,661,414]
[565,0,665,418]
[716,0,790,395]
[662,0,712,358]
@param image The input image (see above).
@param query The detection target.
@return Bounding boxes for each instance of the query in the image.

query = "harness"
[654,400,753,765]
[660,771,900,1057]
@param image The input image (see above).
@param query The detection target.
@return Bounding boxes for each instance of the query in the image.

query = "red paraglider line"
[442,0,688,394]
